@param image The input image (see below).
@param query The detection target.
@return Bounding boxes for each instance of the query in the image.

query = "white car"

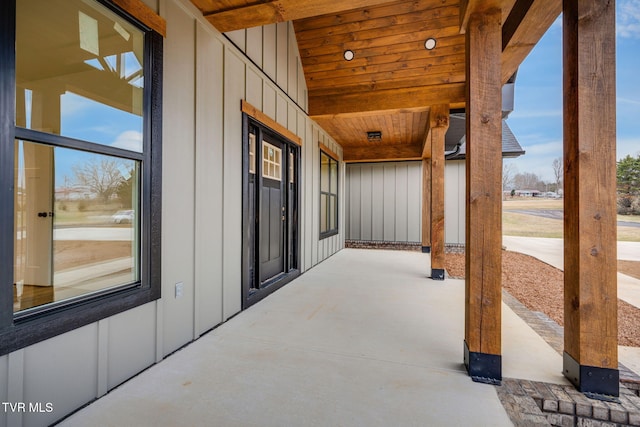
[111,210,134,224]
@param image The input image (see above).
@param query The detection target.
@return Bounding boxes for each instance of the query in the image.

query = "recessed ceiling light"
[424,38,437,50]
[367,131,382,141]
[344,50,355,61]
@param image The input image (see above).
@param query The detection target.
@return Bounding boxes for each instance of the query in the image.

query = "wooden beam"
[422,129,432,159]
[343,144,422,163]
[429,104,449,280]
[562,0,618,396]
[501,0,561,83]
[319,142,339,161]
[203,0,398,33]
[308,83,465,116]
[464,8,502,382]
[459,0,501,33]
[241,100,302,146]
[110,0,166,36]
[422,104,450,158]
[421,158,431,250]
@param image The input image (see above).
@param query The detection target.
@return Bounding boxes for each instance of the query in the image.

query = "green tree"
[617,154,640,196]
[617,154,640,215]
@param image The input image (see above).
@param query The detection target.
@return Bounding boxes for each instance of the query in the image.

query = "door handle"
[37,212,54,218]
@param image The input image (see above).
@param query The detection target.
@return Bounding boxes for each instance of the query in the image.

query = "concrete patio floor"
[59,248,577,427]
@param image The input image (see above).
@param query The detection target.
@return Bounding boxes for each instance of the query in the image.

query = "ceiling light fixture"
[424,38,437,50]
[343,50,355,61]
[367,131,382,142]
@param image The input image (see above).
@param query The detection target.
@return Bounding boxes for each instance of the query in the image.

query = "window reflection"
[16,0,144,151]
[320,151,339,236]
[14,140,140,313]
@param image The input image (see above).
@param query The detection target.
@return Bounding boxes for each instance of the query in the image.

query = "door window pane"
[262,141,282,181]
[249,133,256,174]
[16,0,145,151]
[14,140,140,313]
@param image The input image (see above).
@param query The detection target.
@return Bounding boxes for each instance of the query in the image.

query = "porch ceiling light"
[367,131,382,142]
[343,49,355,61]
[424,38,437,50]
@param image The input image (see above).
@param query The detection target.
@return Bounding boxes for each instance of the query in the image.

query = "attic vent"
[367,131,382,142]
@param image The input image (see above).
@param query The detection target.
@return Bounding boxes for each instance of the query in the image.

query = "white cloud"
[61,92,96,117]
[522,140,562,156]
[504,140,562,182]
[505,137,639,183]
[510,109,563,120]
[111,130,143,152]
[618,97,640,106]
[618,0,640,38]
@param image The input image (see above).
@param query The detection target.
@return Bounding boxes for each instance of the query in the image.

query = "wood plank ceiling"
[190,0,561,162]
[295,0,464,162]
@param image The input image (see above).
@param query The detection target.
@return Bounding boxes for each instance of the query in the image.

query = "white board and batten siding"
[444,160,466,245]
[345,161,466,246]
[1,0,344,425]
[346,162,422,243]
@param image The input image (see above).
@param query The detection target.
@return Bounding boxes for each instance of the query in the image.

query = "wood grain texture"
[110,0,166,36]
[200,0,398,32]
[309,83,466,116]
[429,105,449,272]
[501,0,560,83]
[459,0,501,33]
[241,100,302,146]
[343,144,422,163]
[562,0,617,369]
[319,142,339,161]
[464,9,502,356]
[313,109,429,152]
[188,0,551,162]
[422,158,431,247]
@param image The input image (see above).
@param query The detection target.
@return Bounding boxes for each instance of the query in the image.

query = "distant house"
[55,186,94,201]
[515,189,541,197]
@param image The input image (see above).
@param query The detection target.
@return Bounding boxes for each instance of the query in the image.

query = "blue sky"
[505,1,640,182]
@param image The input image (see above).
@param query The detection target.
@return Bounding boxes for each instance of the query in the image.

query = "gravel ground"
[445,251,640,347]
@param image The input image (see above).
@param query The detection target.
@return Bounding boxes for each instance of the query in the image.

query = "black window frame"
[0,0,162,356]
[319,149,339,239]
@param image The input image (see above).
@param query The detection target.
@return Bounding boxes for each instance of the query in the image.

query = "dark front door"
[242,116,300,309]
[259,138,285,282]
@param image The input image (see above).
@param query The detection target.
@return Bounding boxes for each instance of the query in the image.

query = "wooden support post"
[463,7,503,384]
[429,105,449,280]
[562,0,618,398]
[421,158,431,253]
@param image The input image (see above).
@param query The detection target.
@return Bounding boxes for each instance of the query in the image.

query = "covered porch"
[60,247,631,426]
[183,0,620,395]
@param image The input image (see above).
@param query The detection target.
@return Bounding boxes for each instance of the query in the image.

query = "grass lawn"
[503,212,563,238]
[503,198,562,210]
[503,197,640,241]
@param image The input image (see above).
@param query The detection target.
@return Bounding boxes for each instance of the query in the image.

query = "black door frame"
[241,114,300,309]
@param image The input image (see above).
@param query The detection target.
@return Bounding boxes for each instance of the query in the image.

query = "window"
[0,0,162,355]
[249,133,256,174]
[262,141,282,181]
[320,150,338,238]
